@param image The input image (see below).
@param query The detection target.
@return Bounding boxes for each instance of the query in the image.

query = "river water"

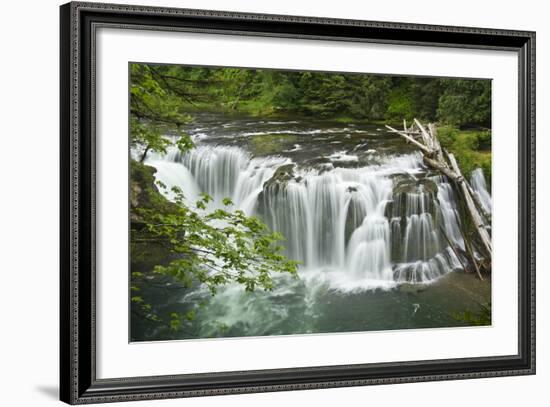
[131,113,491,341]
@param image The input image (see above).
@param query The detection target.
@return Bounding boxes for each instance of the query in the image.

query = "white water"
[144,160,200,203]
[471,168,492,214]
[145,144,482,290]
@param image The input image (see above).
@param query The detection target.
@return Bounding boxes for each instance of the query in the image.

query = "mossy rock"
[392,177,438,195]
[130,160,177,223]
[263,163,296,190]
[130,160,180,267]
[247,134,298,156]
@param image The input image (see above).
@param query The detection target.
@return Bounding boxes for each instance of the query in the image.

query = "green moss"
[248,134,298,156]
[453,302,491,326]
[331,116,387,125]
[130,159,179,266]
[476,130,492,150]
[130,160,177,220]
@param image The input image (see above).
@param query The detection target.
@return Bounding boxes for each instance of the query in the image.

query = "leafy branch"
[137,186,299,296]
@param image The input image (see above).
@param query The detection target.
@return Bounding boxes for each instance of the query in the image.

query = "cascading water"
[146,140,469,289]
[471,168,492,214]
[132,115,493,340]
[434,176,465,249]
[259,166,394,279]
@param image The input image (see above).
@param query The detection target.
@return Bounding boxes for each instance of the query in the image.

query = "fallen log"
[385,119,492,268]
[447,153,492,257]
[386,125,433,155]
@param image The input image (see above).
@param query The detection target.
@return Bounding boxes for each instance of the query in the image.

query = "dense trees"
[134,64,491,127]
[437,79,491,127]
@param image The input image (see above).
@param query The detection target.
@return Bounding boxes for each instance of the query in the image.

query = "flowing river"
[131,113,491,341]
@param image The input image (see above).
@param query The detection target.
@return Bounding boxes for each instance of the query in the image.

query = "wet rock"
[262,163,296,191]
[392,177,438,195]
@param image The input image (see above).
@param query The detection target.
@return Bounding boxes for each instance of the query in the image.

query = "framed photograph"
[60,1,535,404]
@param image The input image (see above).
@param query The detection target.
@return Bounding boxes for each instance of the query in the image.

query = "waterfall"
[150,145,289,213]
[259,167,393,277]
[388,177,463,284]
[145,143,475,289]
[143,158,201,204]
[176,146,249,203]
[471,168,492,214]
[434,176,465,249]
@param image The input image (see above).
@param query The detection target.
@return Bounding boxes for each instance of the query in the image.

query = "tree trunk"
[385,119,492,271]
[447,153,492,257]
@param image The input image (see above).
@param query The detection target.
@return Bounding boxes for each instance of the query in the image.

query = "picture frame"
[60,1,536,404]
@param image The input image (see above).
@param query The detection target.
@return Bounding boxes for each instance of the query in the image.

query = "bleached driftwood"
[386,119,492,272]
[447,153,492,257]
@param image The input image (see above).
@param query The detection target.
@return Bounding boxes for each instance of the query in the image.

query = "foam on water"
[144,142,479,291]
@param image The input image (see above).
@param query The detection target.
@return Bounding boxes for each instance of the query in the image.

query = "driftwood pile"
[386,119,491,279]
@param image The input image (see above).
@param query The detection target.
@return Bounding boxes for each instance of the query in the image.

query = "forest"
[132,64,490,124]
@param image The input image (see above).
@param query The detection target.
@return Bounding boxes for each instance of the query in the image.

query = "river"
[131,113,491,341]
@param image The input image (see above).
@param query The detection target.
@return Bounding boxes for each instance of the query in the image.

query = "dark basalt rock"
[262,163,297,191]
[392,177,438,195]
[130,160,178,224]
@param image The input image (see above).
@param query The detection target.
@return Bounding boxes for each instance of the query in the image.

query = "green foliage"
[137,185,299,297]
[476,130,492,150]
[437,126,492,181]
[453,302,491,326]
[386,90,415,121]
[130,159,299,331]
[436,125,457,146]
[130,63,491,128]
[130,64,194,159]
[168,310,197,331]
[385,78,442,122]
[293,73,391,119]
[437,79,491,127]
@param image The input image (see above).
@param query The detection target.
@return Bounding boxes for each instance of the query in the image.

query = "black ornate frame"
[60,1,536,404]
